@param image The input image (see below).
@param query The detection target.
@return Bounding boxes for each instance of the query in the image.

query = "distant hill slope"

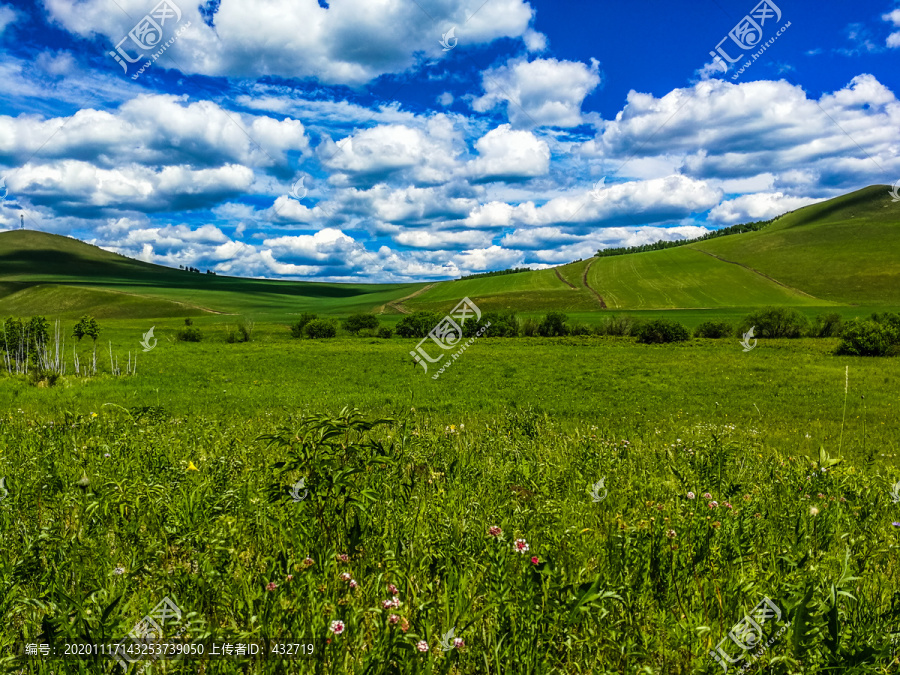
[0,185,897,318]
[406,185,897,312]
[689,185,900,306]
[0,230,426,318]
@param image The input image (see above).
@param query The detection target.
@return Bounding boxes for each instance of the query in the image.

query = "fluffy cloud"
[473,57,601,128]
[0,95,309,169]
[393,228,492,249]
[463,175,722,230]
[468,125,550,182]
[593,76,900,189]
[500,224,711,262]
[884,9,900,48]
[11,160,254,214]
[319,116,463,185]
[708,192,824,224]
[43,0,535,85]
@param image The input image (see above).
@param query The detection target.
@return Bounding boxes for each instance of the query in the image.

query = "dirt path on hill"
[379,283,436,314]
[554,268,576,289]
[582,260,608,308]
[692,248,822,299]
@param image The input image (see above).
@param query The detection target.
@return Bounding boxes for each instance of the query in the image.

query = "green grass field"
[1,333,899,673]
[1,185,900,673]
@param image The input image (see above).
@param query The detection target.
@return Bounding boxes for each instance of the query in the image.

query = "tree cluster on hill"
[178,265,215,275]
[457,267,532,281]
[595,218,778,258]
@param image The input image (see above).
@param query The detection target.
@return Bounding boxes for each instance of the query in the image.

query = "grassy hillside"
[691,185,900,305]
[406,265,602,313]
[0,230,425,318]
[409,185,897,313]
[584,246,829,309]
[1,184,897,318]
[0,284,208,319]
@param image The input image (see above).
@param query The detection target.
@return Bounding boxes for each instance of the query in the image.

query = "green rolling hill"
[406,184,898,313]
[0,185,897,320]
[689,185,900,306]
[0,230,424,319]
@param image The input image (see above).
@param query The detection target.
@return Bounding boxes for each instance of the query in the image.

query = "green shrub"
[635,319,691,344]
[225,319,253,344]
[290,313,318,338]
[176,327,203,342]
[342,313,380,335]
[595,315,636,336]
[521,317,539,337]
[236,319,254,342]
[810,313,843,338]
[694,320,733,339]
[377,327,394,339]
[462,311,518,338]
[627,318,647,337]
[538,312,568,337]
[871,312,900,331]
[304,319,337,339]
[396,311,442,338]
[835,320,899,356]
[568,322,593,336]
[738,307,807,338]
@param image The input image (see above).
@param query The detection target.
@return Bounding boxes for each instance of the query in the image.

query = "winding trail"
[582,259,608,308]
[692,248,822,300]
[554,268,576,289]
[379,283,436,314]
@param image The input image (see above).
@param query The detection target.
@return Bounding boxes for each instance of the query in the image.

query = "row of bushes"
[288,308,900,356]
[631,310,900,357]
[290,313,394,340]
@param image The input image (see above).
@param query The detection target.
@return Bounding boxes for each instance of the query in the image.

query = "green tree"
[290,313,319,338]
[396,311,442,338]
[305,319,337,339]
[538,312,568,337]
[341,314,380,335]
[635,319,691,344]
[72,315,100,342]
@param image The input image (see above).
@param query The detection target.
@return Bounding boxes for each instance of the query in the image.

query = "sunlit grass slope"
[691,185,900,305]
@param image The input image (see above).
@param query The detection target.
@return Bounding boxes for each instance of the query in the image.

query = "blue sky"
[0,0,898,281]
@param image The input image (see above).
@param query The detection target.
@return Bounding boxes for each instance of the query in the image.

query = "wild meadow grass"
[0,331,899,673]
